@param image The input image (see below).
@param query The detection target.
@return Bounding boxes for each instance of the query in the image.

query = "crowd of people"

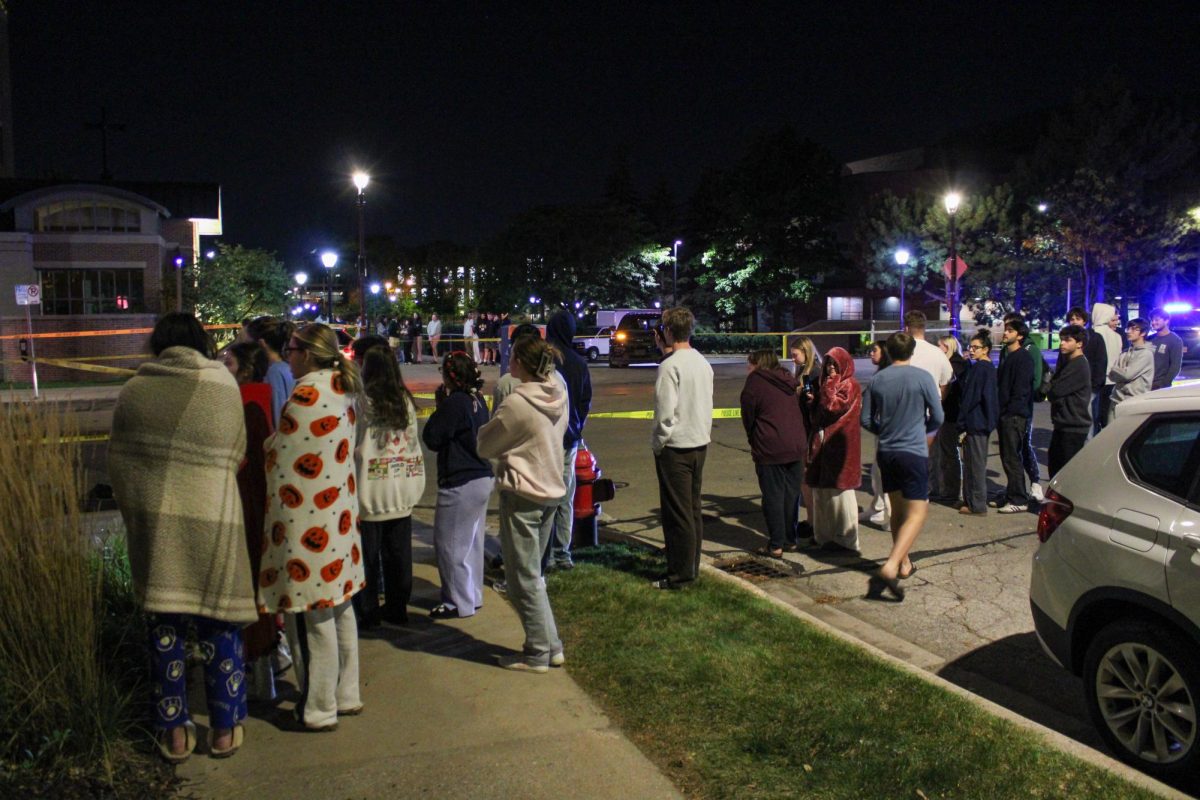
[370,310,514,367]
[109,307,592,762]
[737,304,1185,601]
[107,299,1183,762]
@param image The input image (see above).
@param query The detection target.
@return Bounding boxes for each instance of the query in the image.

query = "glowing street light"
[370,282,381,295]
[894,248,911,325]
[320,251,338,320]
[673,239,683,305]
[295,272,308,286]
[1036,202,1049,214]
[352,171,371,328]
[944,191,963,334]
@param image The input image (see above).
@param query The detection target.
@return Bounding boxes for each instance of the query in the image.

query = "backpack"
[1034,350,1052,402]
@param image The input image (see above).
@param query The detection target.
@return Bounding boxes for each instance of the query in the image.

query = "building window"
[39,269,145,314]
[827,296,864,321]
[36,200,142,232]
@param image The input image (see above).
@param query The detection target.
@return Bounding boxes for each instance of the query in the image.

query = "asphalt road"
[60,353,1200,774]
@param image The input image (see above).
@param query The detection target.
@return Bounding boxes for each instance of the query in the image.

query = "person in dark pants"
[932,335,968,504]
[353,346,425,627]
[740,349,807,558]
[957,330,998,515]
[651,307,713,590]
[995,319,1034,513]
[1047,325,1092,478]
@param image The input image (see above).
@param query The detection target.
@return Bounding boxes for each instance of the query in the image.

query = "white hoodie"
[354,397,426,521]
[477,379,567,503]
[1091,303,1122,387]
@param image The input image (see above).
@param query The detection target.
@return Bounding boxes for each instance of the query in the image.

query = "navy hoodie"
[421,390,494,488]
[545,310,593,448]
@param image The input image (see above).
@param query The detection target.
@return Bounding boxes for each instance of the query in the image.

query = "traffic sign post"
[14,284,40,398]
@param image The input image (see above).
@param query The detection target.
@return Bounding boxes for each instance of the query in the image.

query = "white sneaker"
[868,512,889,526]
[997,503,1028,514]
[550,651,565,667]
[496,654,549,673]
[1030,483,1045,502]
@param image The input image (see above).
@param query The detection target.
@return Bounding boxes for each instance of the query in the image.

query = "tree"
[1022,79,1198,309]
[186,244,290,325]
[689,127,843,328]
[481,203,662,312]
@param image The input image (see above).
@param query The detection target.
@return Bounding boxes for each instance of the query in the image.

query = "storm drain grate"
[716,557,794,582]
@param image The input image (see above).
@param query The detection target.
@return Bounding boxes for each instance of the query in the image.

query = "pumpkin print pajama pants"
[149,613,247,731]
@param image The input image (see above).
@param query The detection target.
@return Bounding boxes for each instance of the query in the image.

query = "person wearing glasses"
[260,323,366,732]
[956,331,998,515]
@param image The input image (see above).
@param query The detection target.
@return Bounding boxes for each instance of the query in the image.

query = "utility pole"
[85,106,125,180]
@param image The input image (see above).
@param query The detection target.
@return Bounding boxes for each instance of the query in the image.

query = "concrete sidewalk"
[176,527,681,800]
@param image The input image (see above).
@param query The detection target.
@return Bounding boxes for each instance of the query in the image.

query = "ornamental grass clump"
[0,400,164,796]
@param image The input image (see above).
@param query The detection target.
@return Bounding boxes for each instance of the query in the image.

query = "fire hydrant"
[572,442,602,548]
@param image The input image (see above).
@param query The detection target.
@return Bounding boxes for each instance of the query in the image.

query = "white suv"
[1030,383,1200,783]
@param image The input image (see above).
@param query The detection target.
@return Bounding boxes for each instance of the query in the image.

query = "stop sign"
[942,256,968,279]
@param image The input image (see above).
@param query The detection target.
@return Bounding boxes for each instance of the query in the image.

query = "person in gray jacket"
[1107,318,1154,421]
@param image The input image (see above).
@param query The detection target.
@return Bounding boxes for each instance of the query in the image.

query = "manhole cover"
[716,557,794,582]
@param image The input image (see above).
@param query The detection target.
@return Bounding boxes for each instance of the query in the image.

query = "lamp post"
[894,248,910,328]
[353,171,370,329]
[944,191,962,335]
[320,251,338,322]
[174,253,184,311]
[672,239,682,305]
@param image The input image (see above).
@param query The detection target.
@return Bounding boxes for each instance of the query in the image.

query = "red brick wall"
[0,314,156,384]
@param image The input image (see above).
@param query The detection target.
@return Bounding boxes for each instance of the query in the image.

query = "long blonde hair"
[294,323,363,395]
[788,335,819,379]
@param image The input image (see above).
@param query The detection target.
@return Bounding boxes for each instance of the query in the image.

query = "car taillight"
[615,332,627,342]
[1036,489,1073,543]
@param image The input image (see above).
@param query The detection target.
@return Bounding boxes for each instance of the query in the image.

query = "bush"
[0,401,170,798]
[690,333,783,354]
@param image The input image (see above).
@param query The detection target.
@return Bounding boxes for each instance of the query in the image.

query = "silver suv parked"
[1029,383,1200,783]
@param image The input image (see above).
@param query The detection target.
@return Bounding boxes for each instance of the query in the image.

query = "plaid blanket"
[109,346,258,623]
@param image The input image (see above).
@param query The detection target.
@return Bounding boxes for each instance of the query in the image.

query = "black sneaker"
[650,578,682,591]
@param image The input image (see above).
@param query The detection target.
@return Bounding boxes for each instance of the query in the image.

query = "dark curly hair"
[361,346,414,435]
[442,351,484,395]
[150,312,213,359]
[245,315,294,357]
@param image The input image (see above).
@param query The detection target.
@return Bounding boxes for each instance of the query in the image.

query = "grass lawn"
[548,545,1159,800]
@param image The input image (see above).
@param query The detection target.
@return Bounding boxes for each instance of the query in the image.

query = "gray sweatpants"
[433,477,494,616]
[548,444,579,566]
[499,491,562,666]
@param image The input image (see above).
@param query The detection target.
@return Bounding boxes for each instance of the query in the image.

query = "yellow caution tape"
[25,358,137,376]
[590,407,742,420]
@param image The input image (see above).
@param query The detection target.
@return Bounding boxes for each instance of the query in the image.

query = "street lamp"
[174,253,184,311]
[894,248,911,326]
[370,282,381,295]
[673,240,682,305]
[352,171,370,329]
[294,271,308,300]
[320,251,338,322]
[944,191,963,335]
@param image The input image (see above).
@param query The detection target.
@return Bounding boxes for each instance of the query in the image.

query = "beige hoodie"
[477,379,567,503]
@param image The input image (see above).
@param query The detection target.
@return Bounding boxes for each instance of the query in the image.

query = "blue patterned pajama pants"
[148,613,247,731]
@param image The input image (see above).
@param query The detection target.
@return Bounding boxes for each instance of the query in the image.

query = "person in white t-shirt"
[904,311,953,399]
[902,311,953,496]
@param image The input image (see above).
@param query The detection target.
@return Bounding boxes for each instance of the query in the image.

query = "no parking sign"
[15,284,40,305]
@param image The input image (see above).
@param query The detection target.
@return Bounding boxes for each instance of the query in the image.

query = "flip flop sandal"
[753,546,785,559]
[208,723,244,759]
[156,720,197,764]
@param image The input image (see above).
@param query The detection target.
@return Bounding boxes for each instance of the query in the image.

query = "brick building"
[0,179,221,383]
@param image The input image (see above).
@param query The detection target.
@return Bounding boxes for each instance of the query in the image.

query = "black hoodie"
[545,310,593,448]
[1048,354,1093,433]
[739,366,808,465]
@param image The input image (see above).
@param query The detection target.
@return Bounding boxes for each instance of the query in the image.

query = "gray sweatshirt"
[1108,341,1154,413]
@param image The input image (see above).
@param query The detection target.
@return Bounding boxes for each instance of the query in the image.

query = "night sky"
[11,2,1198,264]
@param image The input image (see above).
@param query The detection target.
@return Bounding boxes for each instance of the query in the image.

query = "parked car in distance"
[1169,311,1200,362]
[608,313,662,368]
[573,327,611,362]
[1029,383,1200,783]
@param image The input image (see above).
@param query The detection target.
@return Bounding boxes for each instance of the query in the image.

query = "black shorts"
[877,450,929,501]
